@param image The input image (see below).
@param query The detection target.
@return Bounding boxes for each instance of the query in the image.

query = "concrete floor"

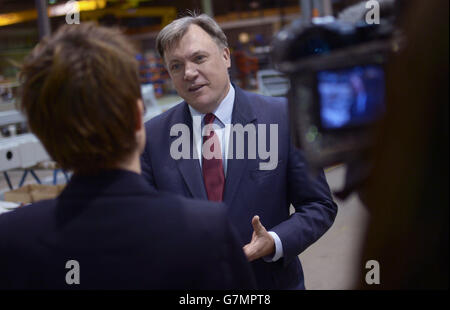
[299,165,370,289]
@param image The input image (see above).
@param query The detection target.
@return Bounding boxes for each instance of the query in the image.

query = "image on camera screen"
[317,65,385,129]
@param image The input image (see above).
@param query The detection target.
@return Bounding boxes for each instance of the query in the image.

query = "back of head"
[20,23,142,174]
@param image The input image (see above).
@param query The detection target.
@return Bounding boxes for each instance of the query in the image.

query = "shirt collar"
[188,83,235,126]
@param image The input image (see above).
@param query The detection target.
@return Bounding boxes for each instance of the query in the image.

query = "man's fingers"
[251,215,265,233]
[244,247,258,262]
[243,243,256,261]
[244,216,268,262]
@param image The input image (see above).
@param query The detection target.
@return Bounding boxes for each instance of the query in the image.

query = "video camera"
[272,1,402,199]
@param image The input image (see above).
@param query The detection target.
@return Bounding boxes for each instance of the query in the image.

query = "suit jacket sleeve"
[221,212,257,289]
[271,131,338,267]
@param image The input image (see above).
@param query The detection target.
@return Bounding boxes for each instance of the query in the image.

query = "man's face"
[164,24,231,114]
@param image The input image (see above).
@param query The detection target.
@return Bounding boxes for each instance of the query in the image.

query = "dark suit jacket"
[0,169,256,289]
[141,86,338,289]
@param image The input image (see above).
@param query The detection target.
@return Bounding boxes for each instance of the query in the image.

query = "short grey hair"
[156,13,228,60]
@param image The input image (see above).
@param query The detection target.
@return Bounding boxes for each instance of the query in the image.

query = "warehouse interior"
[0,0,447,291]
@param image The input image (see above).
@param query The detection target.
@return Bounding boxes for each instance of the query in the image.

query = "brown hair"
[20,22,142,174]
[156,13,228,61]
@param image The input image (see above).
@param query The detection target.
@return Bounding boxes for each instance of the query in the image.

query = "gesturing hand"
[243,215,275,262]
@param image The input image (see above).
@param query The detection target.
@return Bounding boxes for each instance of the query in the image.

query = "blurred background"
[0,0,365,100]
[0,0,365,188]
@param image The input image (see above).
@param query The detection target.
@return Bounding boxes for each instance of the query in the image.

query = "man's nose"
[184,62,198,81]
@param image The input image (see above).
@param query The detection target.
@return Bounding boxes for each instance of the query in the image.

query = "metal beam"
[323,0,333,16]
[81,6,177,27]
[202,0,214,17]
[35,0,51,39]
[301,0,313,23]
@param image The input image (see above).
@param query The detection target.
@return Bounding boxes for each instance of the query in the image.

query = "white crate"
[0,139,21,171]
[0,134,50,171]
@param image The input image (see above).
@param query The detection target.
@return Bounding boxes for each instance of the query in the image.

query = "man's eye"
[170,64,180,71]
[195,55,205,62]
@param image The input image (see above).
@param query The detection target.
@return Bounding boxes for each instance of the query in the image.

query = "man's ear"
[135,99,144,131]
[223,47,231,69]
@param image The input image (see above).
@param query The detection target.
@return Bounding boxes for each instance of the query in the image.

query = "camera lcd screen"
[317,65,385,129]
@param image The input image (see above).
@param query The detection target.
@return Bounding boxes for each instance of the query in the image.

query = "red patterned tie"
[202,113,225,201]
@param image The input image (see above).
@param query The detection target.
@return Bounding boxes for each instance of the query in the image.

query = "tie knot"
[204,113,215,125]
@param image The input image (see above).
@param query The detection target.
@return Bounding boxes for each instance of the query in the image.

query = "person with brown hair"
[0,22,256,289]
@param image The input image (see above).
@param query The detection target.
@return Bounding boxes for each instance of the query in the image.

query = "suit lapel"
[224,86,257,206]
[173,102,208,200]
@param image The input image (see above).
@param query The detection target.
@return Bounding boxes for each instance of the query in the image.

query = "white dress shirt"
[188,83,284,262]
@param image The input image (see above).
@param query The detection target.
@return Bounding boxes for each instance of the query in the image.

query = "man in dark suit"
[141,14,338,289]
[0,23,255,290]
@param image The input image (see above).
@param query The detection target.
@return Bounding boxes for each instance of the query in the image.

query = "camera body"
[273,16,399,170]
